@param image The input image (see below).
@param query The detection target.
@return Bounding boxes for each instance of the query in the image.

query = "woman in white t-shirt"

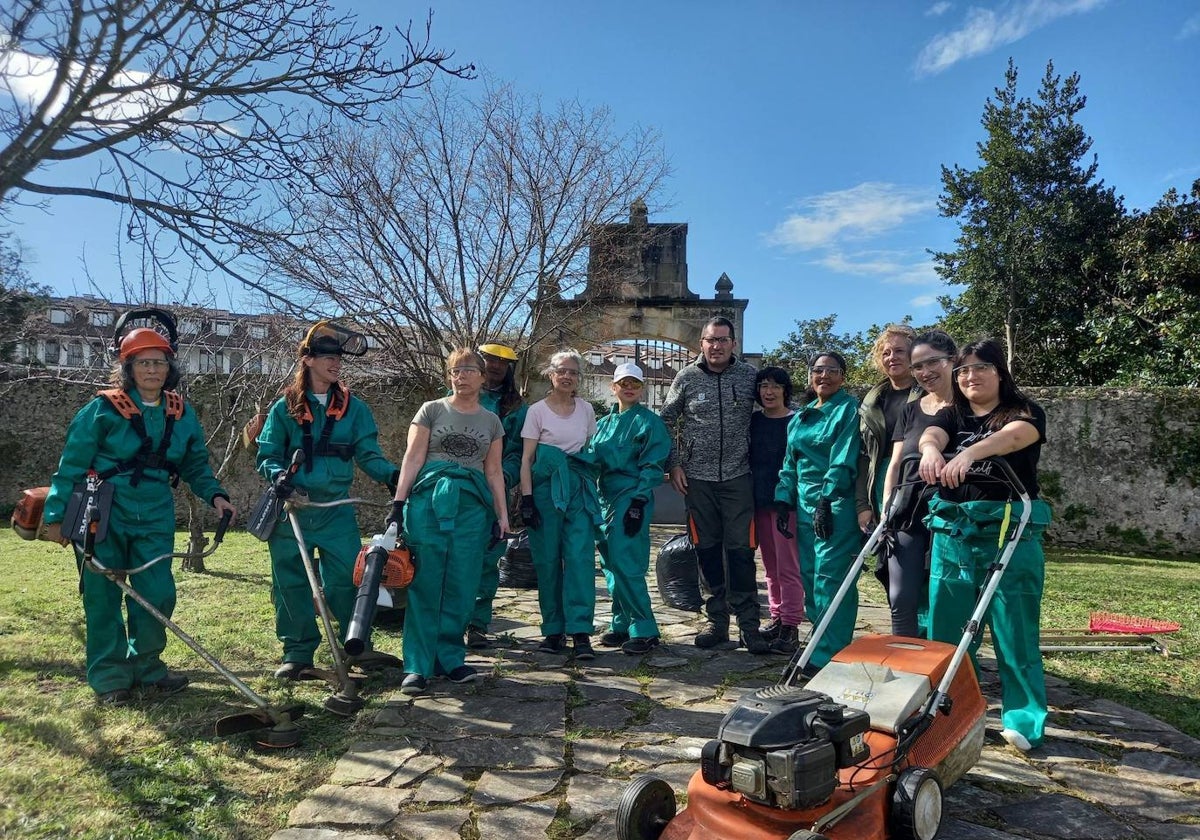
[519,348,600,660]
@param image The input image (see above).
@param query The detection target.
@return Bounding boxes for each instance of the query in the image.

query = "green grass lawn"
[0,530,1196,839]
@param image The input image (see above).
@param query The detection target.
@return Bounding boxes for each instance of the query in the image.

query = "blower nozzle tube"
[343,544,387,657]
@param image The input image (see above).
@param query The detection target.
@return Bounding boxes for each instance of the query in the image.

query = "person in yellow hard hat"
[464,342,528,648]
[43,318,236,706]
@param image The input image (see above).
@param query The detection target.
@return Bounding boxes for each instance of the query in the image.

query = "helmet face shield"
[302,321,368,357]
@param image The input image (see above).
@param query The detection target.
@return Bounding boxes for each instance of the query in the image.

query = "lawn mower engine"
[700,686,871,811]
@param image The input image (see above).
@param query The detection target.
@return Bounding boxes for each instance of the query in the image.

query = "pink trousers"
[754,508,806,626]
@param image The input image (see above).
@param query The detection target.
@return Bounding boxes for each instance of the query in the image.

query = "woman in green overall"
[589,363,672,655]
[918,338,1052,752]
[43,326,235,705]
[519,348,600,660]
[774,352,862,672]
[388,349,510,695]
[256,322,399,680]
[465,343,528,649]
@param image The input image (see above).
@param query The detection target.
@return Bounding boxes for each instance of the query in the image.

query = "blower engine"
[700,685,871,811]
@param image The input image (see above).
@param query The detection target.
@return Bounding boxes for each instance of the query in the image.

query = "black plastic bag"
[655,533,703,612]
[499,531,539,590]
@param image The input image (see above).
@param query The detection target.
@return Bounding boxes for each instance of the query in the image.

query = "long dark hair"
[754,365,793,406]
[492,363,523,418]
[912,329,957,359]
[952,339,1035,430]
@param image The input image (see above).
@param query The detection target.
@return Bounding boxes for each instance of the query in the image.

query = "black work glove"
[487,521,504,551]
[813,498,833,541]
[272,471,295,500]
[774,501,794,539]
[623,498,646,537]
[520,494,541,530]
[385,499,405,531]
[387,469,400,495]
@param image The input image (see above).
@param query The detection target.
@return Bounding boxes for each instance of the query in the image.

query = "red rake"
[1088,611,1181,634]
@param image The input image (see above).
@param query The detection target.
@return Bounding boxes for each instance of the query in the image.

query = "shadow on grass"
[1045,667,1200,741]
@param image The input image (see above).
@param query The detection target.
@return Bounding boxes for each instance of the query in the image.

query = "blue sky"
[6,0,1200,353]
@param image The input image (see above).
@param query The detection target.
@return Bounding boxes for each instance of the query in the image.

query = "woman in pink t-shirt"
[519,349,600,660]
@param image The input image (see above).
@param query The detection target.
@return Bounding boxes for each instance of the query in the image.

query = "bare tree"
[0,0,472,299]
[259,81,670,393]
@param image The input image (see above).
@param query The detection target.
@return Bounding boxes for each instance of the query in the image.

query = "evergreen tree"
[934,60,1123,384]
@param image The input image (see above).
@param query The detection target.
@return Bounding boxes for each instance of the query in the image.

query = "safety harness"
[96,388,185,487]
[298,383,353,471]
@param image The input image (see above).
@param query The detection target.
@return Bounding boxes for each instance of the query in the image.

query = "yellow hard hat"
[478,343,518,362]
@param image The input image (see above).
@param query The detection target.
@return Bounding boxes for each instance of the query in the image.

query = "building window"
[214,320,233,337]
[67,342,85,367]
[229,352,243,372]
[247,355,262,374]
[249,324,267,340]
[44,339,60,365]
[89,310,113,327]
[179,319,201,335]
[50,308,70,325]
[198,351,216,373]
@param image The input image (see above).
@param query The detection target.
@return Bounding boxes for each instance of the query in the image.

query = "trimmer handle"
[214,509,233,545]
[83,502,100,557]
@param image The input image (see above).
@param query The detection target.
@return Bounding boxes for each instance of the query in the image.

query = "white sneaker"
[1000,728,1033,752]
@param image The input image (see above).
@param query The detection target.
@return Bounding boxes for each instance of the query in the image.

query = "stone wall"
[3,377,1198,555]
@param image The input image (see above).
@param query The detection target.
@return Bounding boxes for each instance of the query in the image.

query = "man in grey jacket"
[660,316,767,653]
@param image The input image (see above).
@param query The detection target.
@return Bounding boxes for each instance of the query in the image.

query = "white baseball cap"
[613,362,644,382]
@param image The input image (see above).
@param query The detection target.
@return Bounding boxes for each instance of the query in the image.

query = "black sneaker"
[769,625,800,655]
[401,673,428,695]
[537,634,566,653]
[599,630,630,647]
[760,617,783,641]
[621,636,660,655]
[741,627,771,655]
[273,661,315,681]
[144,672,190,696]
[694,621,730,649]
[96,688,131,706]
[466,626,490,649]
[572,633,596,661]
[446,665,479,684]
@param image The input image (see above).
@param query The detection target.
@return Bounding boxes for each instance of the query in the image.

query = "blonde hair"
[871,324,916,375]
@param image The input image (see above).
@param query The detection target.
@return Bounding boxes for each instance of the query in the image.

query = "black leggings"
[888,524,930,638]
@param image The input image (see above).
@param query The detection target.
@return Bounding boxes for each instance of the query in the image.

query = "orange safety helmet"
[119,328,175,362]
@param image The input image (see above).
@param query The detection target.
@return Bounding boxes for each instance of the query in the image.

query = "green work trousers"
[469,538,505,631]
[598,494,659,639]
[78,509,176,694]
[267,504,361,665]
[529,473,598,636]
[402,477,492,677]
[926,496,1053,748]
[796,494,861,668]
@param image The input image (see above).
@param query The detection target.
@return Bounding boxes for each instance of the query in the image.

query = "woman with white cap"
[588,362,672,655]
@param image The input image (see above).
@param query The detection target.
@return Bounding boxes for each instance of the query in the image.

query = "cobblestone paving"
[271,531,1200,840]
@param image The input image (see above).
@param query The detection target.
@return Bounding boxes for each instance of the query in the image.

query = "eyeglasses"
[810,366,843,376]
[701,336,732,346]
[615,379,643,389]
[954,362,996,378]
[132,359,170,370]
[449,366,482,376]
[910,356,951,373]
[552,367,580,377]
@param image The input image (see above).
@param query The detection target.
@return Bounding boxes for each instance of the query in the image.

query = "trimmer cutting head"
[324,691,365,717]
[215,703,306,749]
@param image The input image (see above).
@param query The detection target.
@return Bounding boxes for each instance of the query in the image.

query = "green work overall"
[590,403,672,640]
[528,444,603,636]
[926,495,1054,748]
[44,392,227,695]
[469,394,527,631]
[402,461,496,677]
[256,391,397,666]
[775,389,862,668]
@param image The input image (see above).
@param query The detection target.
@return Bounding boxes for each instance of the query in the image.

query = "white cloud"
[0,47,194,128]
[915,0,1108,76]
[1161,163,1200,184]
[926,2,954,17]
[909,294,940,308]
[814,249,940,286]
[1179,12,1200,39]
[765,182,936,251]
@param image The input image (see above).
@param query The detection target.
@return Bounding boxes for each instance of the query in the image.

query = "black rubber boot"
[769,625,800,654]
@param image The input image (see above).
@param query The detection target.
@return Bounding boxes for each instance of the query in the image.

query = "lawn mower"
[617,457,1033,840]
[78,503,306,749]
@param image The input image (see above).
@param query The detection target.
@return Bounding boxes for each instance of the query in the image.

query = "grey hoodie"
[659,355,758,482]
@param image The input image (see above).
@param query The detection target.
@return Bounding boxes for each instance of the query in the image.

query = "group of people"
[43,313,1052,753]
